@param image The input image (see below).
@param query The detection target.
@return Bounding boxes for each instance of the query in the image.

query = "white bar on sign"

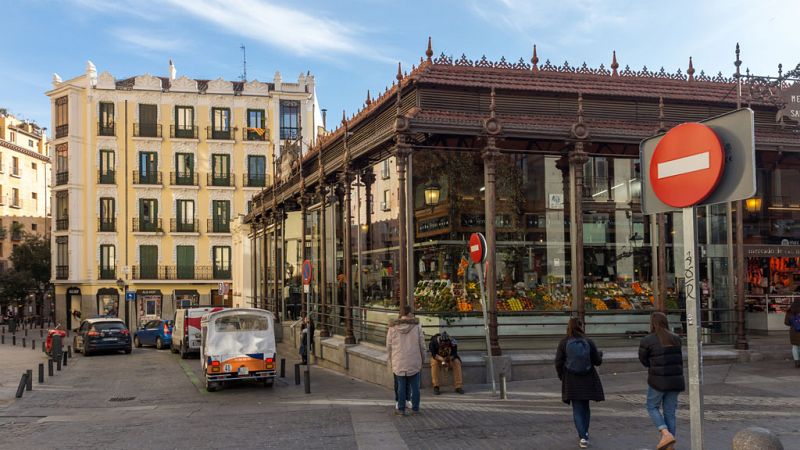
[470,245,480,253]
[657,152,710,179]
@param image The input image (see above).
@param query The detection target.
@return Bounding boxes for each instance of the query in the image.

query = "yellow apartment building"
[46,61,322,330]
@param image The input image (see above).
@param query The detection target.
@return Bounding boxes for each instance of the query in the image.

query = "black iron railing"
[207,126,232,140]
[213,268,232,280]
[55,172,69,186]
[98,266,116,280]
[133,170,162,185]
[207,219,230,233]
[98,123,115,136]
[132,218,162,232]
[98,170,115,184]
[55,265,68,279]
[133,123,161,138]
[132,265,217,280]
[98,218,116,232]
[244,173,267,187]
[171,125,198,139]
[207,173,234,187]
[244,127,268,141]
[170,219,198,233]
[170,172,198,186]
[55,124,68,139]
[56,218,69,231]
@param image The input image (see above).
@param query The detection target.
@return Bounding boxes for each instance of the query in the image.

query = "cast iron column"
[394,141,412,313]
[735,201,748,349]
[556,155,571,280]
[342,171,356,344]
[482,142,502,356]
[318,183,330,337]
[657,213,667,312]
[568,143,589,322]
[361,169,376,251]
[273,210,282,322]
[262,216,269,310]
[299,188,308,316]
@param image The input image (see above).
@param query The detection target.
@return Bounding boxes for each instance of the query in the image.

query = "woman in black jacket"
[555,318,604,449]
[639,312,685,450]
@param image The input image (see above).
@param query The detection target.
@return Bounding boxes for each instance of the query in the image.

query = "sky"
[1,0,798,129]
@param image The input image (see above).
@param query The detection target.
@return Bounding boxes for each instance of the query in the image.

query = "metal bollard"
[1,334,4,344]
[294,363,301,385]
[12,335,16,346]
[304,369,311,394]
[56,358,62,371]
[32,340,36,350]
[22,338,26,348]
[62,351,68,367]
[26,369,32,391]
[40,329,43,338]
[280,358,286,378]
[500,373,508,400]
[16,373,28,398]
[38,363,44,384]
[25,329,28,337]
[48,359,53,376]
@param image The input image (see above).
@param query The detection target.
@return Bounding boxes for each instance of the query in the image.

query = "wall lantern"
[745,197,762,213]
[424,181,441,208]
[116,278,125,293]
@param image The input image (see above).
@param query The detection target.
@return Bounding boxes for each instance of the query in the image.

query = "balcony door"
[140,245,158,279]
[139,104,157,137]
[176,199,195,232]
[176,245,195,280]
[212,200,230,232]
[139,198,158,231]
[175,153,194,185]
[212,154,230,186]
[139,152,158,183]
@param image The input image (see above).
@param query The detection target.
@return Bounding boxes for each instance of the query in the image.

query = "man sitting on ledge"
[429,331,464,395]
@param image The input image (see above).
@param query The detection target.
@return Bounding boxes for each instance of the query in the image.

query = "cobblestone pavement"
[1,338,798,450]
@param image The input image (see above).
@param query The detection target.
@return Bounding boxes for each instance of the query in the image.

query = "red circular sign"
[302,260,313,285]
[469,233,486,264]
[650,122,725,208]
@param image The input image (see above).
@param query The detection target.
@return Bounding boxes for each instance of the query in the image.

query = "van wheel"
[156,337,163,350]
[205,379,219,392]
[180,342,188,359]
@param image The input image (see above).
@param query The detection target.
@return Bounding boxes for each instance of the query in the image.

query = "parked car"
[173,307,224,359]
[134,319,173,350]
[73,318,132,356]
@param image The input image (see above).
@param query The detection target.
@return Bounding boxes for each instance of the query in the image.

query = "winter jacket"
[638,333,686,392]
[386,317,426,377]
[554,337,605,404]
[429,333,460,361]
[785,308,800,346]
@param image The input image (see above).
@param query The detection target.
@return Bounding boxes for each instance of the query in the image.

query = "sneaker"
[406,401,412,409]
[579,438,588,448]
[433,386,441,395]
[455,388,464,394]
[394,409,405,416]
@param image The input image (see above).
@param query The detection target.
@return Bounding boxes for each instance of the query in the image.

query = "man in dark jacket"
[429,332,463,395]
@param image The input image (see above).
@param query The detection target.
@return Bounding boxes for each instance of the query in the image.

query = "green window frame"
[99,197,115,231]
[212,200,230,232]
[213,246,231,279]
[99,245,115,279]
[247,155,266,187]
[176,200,195,232]
[211,154,231,186]
[99,150,115,183]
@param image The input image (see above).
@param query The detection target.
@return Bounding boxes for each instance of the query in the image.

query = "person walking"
[299,313,315,365]
[785,298,800,368]
[386,305,426,416]
[555,317,604,449]
[639,312,685,450]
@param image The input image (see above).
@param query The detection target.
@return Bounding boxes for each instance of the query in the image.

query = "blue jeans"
[792,345,800,361]
[647,386,679,435]
[395,372,420,412]
[571,400,590,440]
[394,375,411,405]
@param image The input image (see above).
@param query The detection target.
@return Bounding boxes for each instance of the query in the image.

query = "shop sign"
[777,83,800,124]
[136,289,161,296]
[66,287,81,295]
[745,245,800,257]
[548,193,564,209]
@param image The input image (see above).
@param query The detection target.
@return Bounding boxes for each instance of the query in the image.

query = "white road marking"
[657,152,710,179]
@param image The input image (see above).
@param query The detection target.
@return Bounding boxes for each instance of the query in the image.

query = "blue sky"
[2,0,798,129]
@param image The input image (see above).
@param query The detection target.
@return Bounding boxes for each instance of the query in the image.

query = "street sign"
[641,108,756,214]
[469,233,487,264]
[649,122,725,208]
[302,260,313,285]
[125,291,135,302]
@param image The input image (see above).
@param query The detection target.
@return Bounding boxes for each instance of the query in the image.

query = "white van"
[173,307,224,358]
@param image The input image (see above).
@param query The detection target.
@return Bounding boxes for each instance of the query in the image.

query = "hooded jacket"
[386,316,426,376]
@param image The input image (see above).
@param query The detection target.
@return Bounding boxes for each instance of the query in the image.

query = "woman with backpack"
[638,312,685,450]
[555,317,604,449]
[785,298,800,368]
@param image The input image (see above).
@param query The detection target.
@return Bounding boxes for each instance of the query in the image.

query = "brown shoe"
[794,360,800,368]
[657,431,676,450]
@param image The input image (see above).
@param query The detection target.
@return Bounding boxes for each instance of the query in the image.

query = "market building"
[246,41,799,377]
[46,60,323,330]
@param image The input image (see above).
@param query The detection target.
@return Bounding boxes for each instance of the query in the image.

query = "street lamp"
[116,278,125,293]
[424,180,441,209]
[745,197,762,213]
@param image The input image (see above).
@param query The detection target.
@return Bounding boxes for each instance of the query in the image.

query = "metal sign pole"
[682,206,704,449]
[476,262,496,395]
[305,282,311,394]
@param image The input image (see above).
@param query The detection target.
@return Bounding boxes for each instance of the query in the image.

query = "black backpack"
[564,338,593,375]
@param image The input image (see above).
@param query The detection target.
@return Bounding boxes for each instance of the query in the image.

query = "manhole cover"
[108,396,136,402]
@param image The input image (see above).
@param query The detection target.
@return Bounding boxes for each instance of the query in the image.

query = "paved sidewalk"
[0,340,58,407]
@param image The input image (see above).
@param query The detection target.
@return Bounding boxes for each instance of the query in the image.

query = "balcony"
[170,218,198,233]
[0,229,5,239]
[98,218,116,232]
[243,173,268,188]
[133,170,162,185]
[55,124,68,139]
[98,170,115,184]
[244,127,268,141]
[207,173,234,187]
[55,265,68,279]
[213,268,232,280]
[132,218,162,233]
[98,123,115,137]
[55,172,69,186]
[207,218,230,233]
[170,172,198,186]
[206,126,232,140]
[11,231,22,241]
[56,218,69,231]
[98,266,116,280]
[170,125,198,139]
[133,123,162,138]
[132,265,220,280]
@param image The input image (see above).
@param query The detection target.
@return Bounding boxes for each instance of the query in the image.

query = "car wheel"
[73,337,81,354]
[156,337,163,350]
[205,379,218,392]
[83,341,91,357]
[134,336,142,348]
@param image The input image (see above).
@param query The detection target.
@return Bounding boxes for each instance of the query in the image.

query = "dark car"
[134,319,173,350]
[73,318,132,356]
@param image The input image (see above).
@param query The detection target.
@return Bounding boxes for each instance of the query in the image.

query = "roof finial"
[778,63,783,81]
[342,109,347,125]
[531,44,539,72]
[687,57,695,82]
[734,43,742,78]
[611,50,619,76]
[426,36,433,63]
[366,89,372,106]
[396,62,402,82]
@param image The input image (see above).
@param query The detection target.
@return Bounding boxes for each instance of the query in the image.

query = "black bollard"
[280,358,286,378]
[48,359,54,376]
[26,369,32,391]
[56,358,61,371]
[62,351,68,367]
[38,363,44,384]
[67,346,72,358]
[304,369,311,394]
[25,329,28,337]
[15,373,28,398]
[294,363,301,385]
[1,334,4,344]
[22,338,26,348]
[32,340,35,350]
[12,335,16,346]
[40,329,43,338]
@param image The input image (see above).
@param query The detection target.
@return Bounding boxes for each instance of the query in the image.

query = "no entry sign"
[469,233,486,264]
[302,260,313,286]
[649,122,724,208]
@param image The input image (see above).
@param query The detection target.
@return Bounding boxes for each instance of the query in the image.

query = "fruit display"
[414,280,456,312]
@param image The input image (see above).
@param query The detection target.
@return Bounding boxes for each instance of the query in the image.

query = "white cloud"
[115,28,187,53]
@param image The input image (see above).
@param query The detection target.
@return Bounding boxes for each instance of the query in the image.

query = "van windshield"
[214,315,269,333]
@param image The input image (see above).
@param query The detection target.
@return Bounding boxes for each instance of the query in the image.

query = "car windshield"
[92,322,126,331]
[214,315,269,333]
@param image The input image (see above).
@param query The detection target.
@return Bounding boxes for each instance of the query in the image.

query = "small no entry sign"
[302,260,313,285]
[469,233,487,264]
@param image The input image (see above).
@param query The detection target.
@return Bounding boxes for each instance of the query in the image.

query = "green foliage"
[0,269,35,306]
[9,234,51,287]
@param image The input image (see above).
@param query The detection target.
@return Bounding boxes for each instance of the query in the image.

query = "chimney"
[169,59,176,80]
[321,109,327,130]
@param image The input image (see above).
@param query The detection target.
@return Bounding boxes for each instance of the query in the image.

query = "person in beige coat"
[386,306,426,415]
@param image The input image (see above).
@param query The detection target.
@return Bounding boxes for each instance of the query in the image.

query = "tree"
[10,234,51,288]
[0,269,35,309]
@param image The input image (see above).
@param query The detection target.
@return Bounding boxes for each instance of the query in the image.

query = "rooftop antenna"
[240,44,247,82]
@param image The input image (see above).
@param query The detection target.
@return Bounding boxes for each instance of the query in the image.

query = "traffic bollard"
[500,373,508,400]
[38,363,44,384]
[304,369,311,394]
[63,351,68,367]
[25,329,28,337]
[22,338,26,348]
[294,363,301,385]
[12,335,16,346]
[48,359,53,376]
[15,373,28,398]
[32,340,36,350]
[67,346,72,358]
[26,369,32,391]
[40,329,43,338]
[1,334,4,344]
[280,358,286,378]
[56,358,61,371]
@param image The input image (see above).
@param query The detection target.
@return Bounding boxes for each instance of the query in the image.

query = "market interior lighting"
[424,180,441,208]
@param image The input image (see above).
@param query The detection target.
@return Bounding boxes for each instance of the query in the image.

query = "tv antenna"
[240,44,247,82]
